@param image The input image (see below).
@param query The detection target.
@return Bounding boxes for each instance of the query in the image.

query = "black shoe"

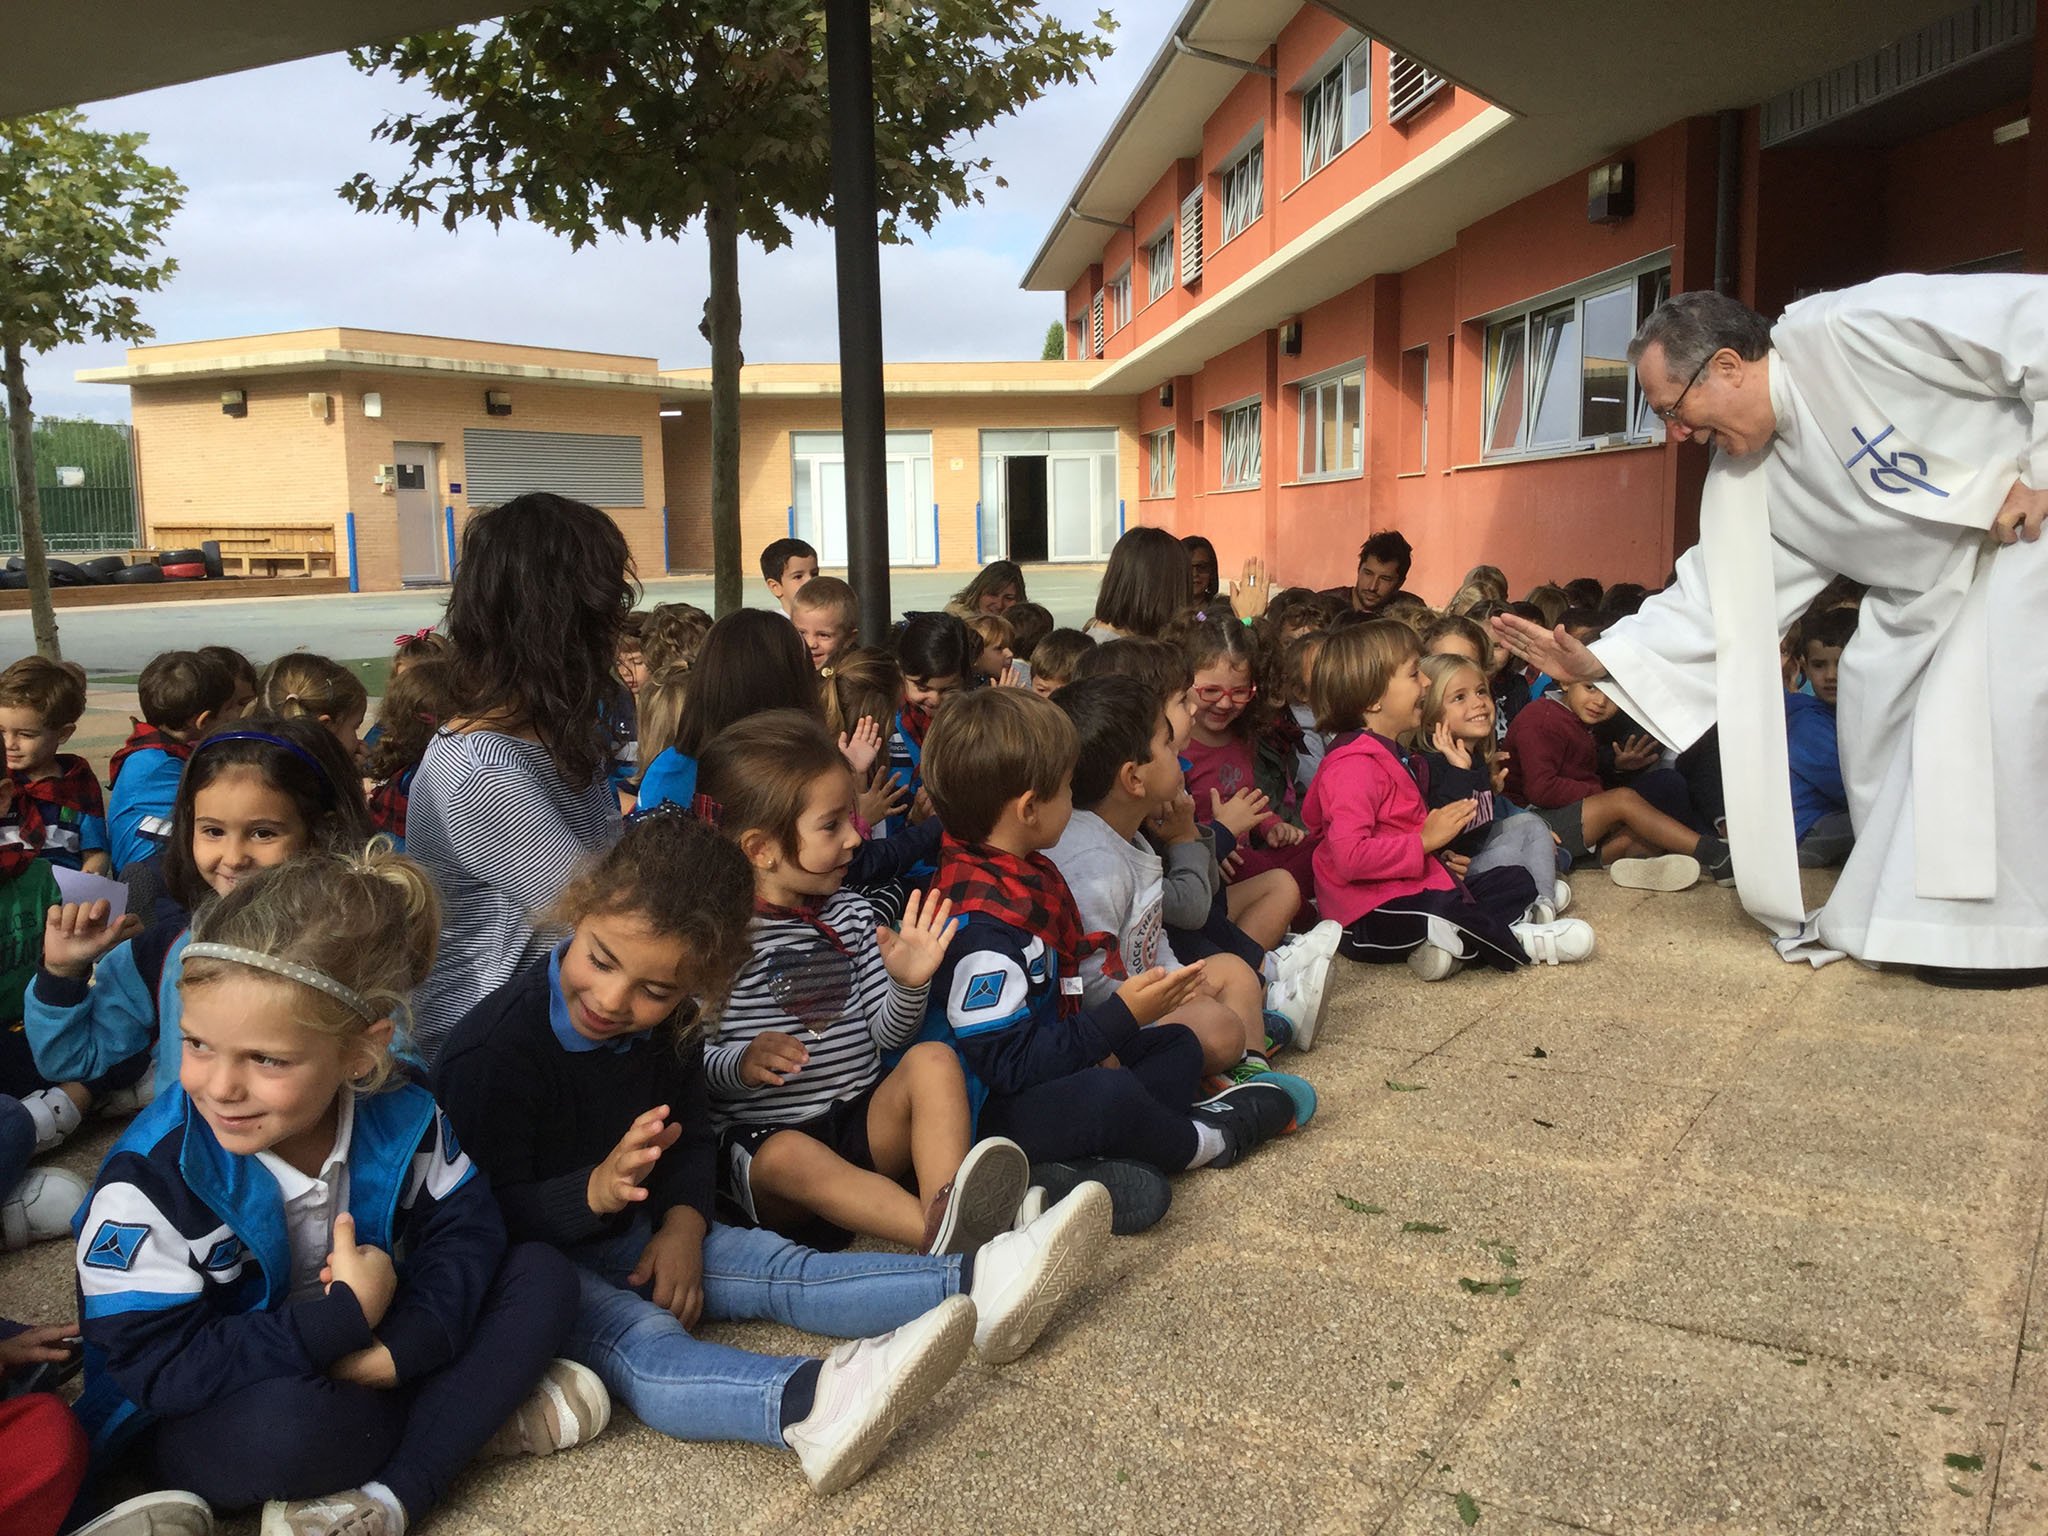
[1030,1158,1172,1235]
[1913,965,2048,991]
[1189,1082,1297,1167]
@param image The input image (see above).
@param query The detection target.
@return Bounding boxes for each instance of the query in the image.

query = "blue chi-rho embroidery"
[84,1220,150,1272]
[1845,425,1948,498]
[962,972,1006,1011]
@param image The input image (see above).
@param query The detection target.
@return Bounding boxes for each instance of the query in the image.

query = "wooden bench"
[145,523,338,578]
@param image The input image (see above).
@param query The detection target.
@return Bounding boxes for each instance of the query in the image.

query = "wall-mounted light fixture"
[659,406,684,419]
[362,392,383,418]
[1588,160,1635,223]
[1279,320,1303,356]
[1158,382,1174,407]
[220,389,247,418]
[308,392,332,421]
[484,390,513,416]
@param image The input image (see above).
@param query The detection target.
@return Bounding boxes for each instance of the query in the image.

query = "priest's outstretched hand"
[1490,613,1605,684]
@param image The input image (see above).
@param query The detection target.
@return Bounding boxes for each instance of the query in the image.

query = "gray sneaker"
[72,1492,214,1536]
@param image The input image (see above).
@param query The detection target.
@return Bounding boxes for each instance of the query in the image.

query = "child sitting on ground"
[1,852,95,1255]
[107,650,235,876]
[1005,603,1055,671]
[71,849,600,1536]
[0,657,110,874]
[199,645,260,722]
[1281,630,1330,795]
[434,810,1108,1494]
[366,658,449,850]
[887,612,975,818]
[912,688,1299,1208]
[1049,674,1331,1079]
[1787,606,1857,868]
[1409,654,1572,923]
[1027,629,1092,700]
[1504,679,1732,889]
[640,602,714,676]
[699,711,1037,1255]
[1305,622,1592,979]
[792,577,860,674]
[760,537,820,616]
[261,651,371,769]
[964,611,1019,687]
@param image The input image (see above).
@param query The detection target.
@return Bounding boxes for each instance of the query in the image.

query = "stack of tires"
[0,541,224,590]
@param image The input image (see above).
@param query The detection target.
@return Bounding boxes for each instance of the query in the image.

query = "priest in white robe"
[1493,276,2048,986]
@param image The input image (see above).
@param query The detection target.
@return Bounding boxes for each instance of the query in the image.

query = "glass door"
[1047,453,1099,560]
[812,455,849,566]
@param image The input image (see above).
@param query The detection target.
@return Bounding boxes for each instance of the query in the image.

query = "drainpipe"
[1714,109,1741,296]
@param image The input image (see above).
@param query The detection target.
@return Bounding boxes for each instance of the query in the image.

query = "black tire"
[156,546,206,567]
[110,563,166,585]
[46,559,88,588]
[0,570,24,590]
[200,540,225,580]
[4,556,21,572]
[81,555,126,581]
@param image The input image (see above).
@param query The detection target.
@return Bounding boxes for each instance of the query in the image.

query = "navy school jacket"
[70,1078,500,1461]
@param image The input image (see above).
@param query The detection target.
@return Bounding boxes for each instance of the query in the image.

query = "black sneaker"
[1189,1082,1297,1167]
[1029,1157,1172,1235]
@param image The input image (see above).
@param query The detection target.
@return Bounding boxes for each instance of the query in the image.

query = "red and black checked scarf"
[898,702,933,750]
[108,724,191,788]
[929,835,1123,1016]
[4,756,107,878]
[367,769,413,843]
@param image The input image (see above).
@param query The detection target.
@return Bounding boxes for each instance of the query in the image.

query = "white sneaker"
[24,1086,82,1152]
[480,1358,612,1458]
[1406,943,1463,982]
[1511,918,1597,965]
[1522,898,1558,925]
[969,1181,1111,1364]
[1012,1185,1047,1230]
[2,1165,89,1251]
[96,1074,158,1119]
[1276,919,1343,961]
[784,1294,976,1494]
[1609,854,1700,891]
[1552,878,1573,915]
[1266,941,1334,1052]
[259,1489,393,1536]
[74,1491,215,1536]
[922,1136,1030,1256]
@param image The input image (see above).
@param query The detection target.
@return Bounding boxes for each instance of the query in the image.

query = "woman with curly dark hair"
[405,492,637,1061]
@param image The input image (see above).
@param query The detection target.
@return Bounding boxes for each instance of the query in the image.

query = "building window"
[1106,267,1132,334]
[1297,367,1365,480]
[1301,40,1371,179]
[1219,142,1264,245]
[1482,260,1673,458]
[1398,346,1429,473]
[1146,428,1176,497]
[1068,314,1085,361]
[1220,400,1261,489]
[1144,228,1174,305]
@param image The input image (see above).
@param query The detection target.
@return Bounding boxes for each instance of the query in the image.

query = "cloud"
[24,5,1149,423]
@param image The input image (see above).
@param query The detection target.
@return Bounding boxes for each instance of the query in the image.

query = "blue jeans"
[563,1218,960,1448]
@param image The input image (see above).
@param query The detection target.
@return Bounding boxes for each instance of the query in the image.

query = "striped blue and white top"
[703,888,928,1129]
[405,729,621,1064]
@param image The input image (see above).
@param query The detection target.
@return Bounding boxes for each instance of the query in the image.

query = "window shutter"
[1090,291,1106,356]
[1179,188,1204,286]
[462,428,645,507]
[1388,53,1446,122]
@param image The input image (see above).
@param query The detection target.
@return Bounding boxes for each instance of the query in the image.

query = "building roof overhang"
[78,347,702,400]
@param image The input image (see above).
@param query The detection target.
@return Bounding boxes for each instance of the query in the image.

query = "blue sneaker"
[1261,1009,1295,1054]
[1221,1055,1317,1129]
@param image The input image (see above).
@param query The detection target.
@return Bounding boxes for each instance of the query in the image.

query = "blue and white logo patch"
[201,1235,244,1272]
[962,972,1006,1011]
[84,1220,149,1273]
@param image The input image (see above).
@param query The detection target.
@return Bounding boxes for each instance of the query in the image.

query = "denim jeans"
[563,1218,960,1447]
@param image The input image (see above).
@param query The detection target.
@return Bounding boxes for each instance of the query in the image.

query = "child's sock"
[22,1088,82,1154]
[1185,1122,1229,1169]
[778,1358,825,1432]
[1260,954,1279,986]
[359,1481,408,1536]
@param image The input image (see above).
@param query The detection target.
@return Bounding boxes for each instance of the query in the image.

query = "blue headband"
[193,730,338,801]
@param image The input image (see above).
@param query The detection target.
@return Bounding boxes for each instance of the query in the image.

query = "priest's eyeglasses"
[1651,357,1710,423]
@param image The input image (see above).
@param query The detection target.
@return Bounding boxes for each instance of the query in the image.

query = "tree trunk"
[2,341,61,660]
[704,196,744,618]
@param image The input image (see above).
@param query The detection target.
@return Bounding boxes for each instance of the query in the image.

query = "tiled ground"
[7,870,2043,1535]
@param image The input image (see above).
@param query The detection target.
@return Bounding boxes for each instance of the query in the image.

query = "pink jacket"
[1302,730,1454,927]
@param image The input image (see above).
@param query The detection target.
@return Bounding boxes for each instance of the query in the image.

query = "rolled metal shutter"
[462,428,646,507]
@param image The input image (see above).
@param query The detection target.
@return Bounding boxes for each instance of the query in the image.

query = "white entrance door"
[812,456,849,566]
[1047,452,1100,561]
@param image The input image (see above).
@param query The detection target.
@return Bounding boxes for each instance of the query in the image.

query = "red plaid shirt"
[929,834,1123,1015]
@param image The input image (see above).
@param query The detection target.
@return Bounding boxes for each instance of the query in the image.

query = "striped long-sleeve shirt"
[404,729,621,1064]
[703,889,928,1129]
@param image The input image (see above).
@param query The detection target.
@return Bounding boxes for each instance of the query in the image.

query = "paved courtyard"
[7,869,2043,1535]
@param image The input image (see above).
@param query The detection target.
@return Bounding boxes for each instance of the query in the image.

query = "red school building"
[1024,0,2044,602]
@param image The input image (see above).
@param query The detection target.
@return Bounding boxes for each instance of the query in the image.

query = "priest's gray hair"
[1628,290,1772,376]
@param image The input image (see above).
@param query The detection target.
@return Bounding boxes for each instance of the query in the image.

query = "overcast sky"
[27,4,1149,423]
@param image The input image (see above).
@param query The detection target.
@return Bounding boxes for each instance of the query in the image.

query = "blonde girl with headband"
[261,653,372,768]
[27,716,372,1113]
[69,849,602,1536]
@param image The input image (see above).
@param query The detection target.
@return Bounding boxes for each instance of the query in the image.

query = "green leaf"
[1385,1080,1427,1092]
[1945,1453,1985,1473]
[1930,1404,1959,1415]
[2029,1461,2042,1472]
[1402,1221,1451,1235]
[1459,1278,1500,1295]
[1336,1194,1385,1215]
[1386,1380,1404,1391]
[1455,1490,1481,1526]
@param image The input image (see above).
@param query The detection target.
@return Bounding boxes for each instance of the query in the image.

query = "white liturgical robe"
[1591,274,2048,969]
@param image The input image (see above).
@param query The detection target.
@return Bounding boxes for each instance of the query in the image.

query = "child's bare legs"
[1152,995,1245,1075]
[1578,789,1699,860]
[1224,868,1300,949]
[748,1042,969,1249]
[1189,952,1266,1055]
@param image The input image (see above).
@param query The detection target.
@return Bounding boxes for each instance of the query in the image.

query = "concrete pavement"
[8,870,2043,1534]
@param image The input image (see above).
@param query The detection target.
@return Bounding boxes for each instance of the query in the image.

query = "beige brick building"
[83,332,1137,593]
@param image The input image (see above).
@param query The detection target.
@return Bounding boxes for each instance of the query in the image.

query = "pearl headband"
[183,943,378,1022]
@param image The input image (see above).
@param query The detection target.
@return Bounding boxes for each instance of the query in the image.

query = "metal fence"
[0,414,142,554]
